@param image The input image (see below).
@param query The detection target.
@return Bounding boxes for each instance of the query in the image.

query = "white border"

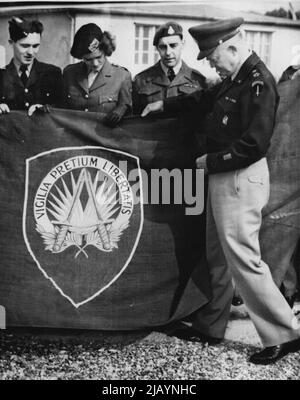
[22,146,144,308]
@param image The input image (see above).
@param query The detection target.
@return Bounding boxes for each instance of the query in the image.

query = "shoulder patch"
[251,80,264,96]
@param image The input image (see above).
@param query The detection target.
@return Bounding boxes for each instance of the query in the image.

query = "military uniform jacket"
[132,61,206,114]
[164,52,279,174]
[62,60,132,114]
[0,59,63,110]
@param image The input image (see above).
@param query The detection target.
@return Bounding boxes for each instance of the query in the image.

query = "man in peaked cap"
[0,17,63,115]
[142,17,300,364]
[132,21,207,115]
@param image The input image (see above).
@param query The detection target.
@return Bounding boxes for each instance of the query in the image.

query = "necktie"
[167,67,175,82]
[20,64,28,86]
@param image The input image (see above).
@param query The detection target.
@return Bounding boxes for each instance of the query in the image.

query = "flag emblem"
[23,147,143,307]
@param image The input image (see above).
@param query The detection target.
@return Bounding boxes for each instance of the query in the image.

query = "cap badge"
[168,26,175,35]
[222,115,228,125]
[14,17,23,23]
[223,153,232,160]
[88,38,100,53]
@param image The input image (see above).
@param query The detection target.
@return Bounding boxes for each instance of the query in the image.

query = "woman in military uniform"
[62,23,132,127]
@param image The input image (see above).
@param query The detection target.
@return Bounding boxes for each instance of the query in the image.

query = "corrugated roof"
[1,1,300,27]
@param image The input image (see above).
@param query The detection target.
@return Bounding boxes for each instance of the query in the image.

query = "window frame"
[245,29,273,67]
[134,23,160,68]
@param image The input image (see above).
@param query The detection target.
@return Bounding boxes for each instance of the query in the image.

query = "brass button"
[84,108,88,112]
[25,102,29,107]
[85,94,89,99]
[24,88,28,93]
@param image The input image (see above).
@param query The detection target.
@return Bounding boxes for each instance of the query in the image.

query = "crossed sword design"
[52,168,111,253]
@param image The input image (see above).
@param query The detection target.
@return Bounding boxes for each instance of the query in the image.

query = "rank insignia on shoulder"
[251,80,264,96]
[225,96,236,103]
[223,153,232,160]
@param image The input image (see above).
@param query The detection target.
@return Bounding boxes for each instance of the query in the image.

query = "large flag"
[1,79,299,330]
[0,110,210,329]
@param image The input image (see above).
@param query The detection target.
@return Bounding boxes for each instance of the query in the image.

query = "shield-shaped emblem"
[23,146,143,307]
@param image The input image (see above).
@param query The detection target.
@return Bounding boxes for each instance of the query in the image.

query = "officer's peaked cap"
[153,21,183,46]
[71,23,103,59]
[189,17,244,60]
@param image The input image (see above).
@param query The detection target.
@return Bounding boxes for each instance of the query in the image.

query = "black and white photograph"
[0,0,300,383]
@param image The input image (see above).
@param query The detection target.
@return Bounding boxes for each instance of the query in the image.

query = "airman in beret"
[0,17,63,115]
[142,17,300,364]
[62,23,132,127]
[132,21,207,115]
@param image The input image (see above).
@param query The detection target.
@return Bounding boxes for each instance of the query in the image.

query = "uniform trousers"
[206,157,300,346]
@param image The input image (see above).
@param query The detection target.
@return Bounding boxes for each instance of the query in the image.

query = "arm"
[132,76,142,115]
[49,66,64,108]
[206,76,279,174]
[115,70,132,116]
[141,84,218,117]
[0,69,10,114]
[104,70,132,127]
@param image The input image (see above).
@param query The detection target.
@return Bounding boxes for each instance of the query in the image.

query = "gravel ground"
[0,328,299,380]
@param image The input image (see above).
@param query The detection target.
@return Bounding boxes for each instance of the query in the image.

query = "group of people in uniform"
[0,15,300,365]
[0,17,209,122]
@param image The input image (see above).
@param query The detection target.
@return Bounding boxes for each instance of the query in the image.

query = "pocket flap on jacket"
[248,175,264,184]
[138,86,161,96]
[99,94,118,104]
[178,84,199,94]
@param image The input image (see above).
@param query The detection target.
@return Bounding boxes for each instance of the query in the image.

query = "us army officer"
[142,18,300,365]
[0,17,63,115]
[62,23,132,127]
[132,21,207,114]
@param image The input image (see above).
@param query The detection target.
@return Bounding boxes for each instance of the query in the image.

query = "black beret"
[9,17,43,42]
[153,21,183,46]
[189,17,244,60]
[71,23,103,59]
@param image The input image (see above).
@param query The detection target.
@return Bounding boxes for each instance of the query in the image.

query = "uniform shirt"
[13,59,33,78]
[62,59,132,115]
[159,60,183,77]
[164,52,279,174]
[132,61,206,114]
[0,59,63,110]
